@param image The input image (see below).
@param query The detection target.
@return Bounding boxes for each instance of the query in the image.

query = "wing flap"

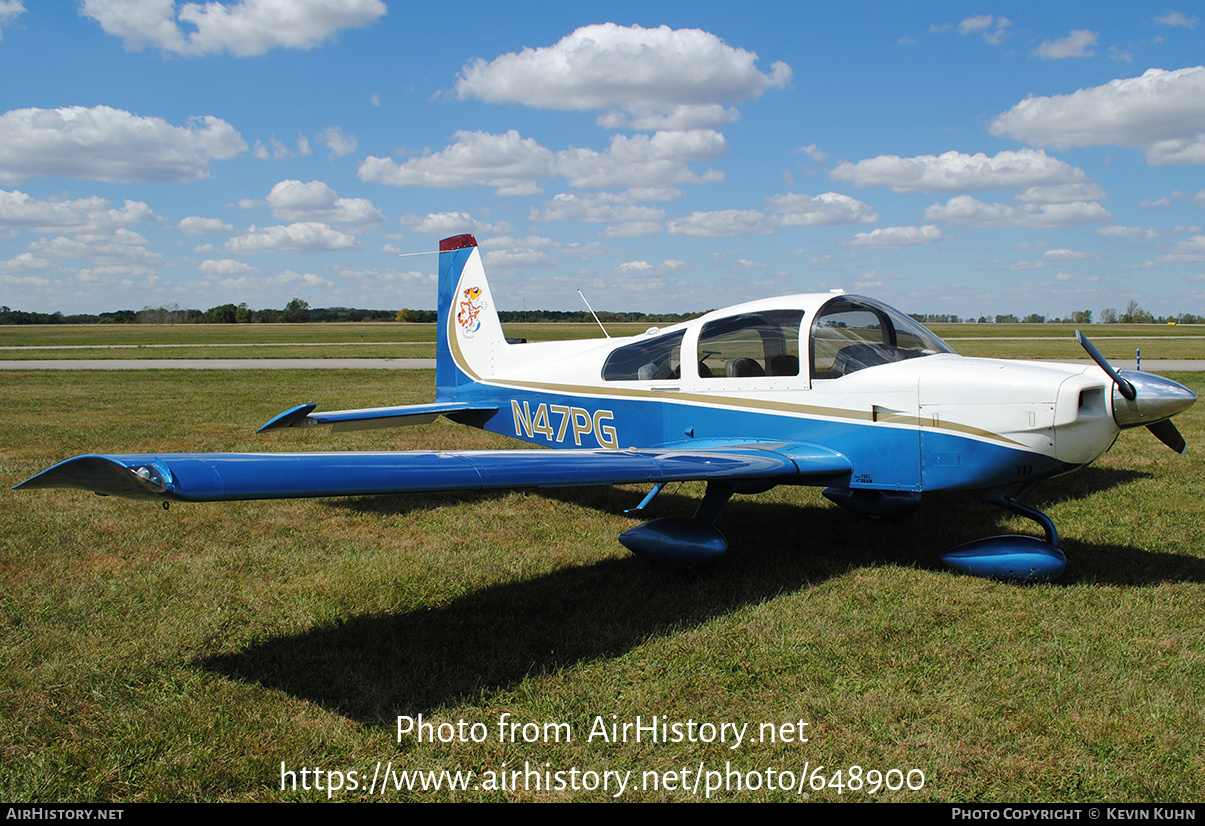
[15,443,850,503]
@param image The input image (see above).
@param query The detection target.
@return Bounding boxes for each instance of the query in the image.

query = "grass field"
[3,321,1204,361]
[2,358,1204,801]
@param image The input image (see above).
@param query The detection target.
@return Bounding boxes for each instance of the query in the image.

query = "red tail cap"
[439,234,478,252]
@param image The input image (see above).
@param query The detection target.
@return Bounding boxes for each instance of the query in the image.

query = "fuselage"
[440,260,1134,495]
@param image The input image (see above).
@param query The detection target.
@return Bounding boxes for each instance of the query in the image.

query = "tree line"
[911,301,1201,325]
[2,298,1199,326]
[0,299,391,325]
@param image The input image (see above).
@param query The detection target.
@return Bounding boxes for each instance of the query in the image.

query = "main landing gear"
[617,479,1067,582]
[940,483,1066,582]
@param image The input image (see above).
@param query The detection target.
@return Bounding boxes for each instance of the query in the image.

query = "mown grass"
[0,322,646,360]
[2,368,1204,802]
[0,344,439,361]
[4,322,1204,362]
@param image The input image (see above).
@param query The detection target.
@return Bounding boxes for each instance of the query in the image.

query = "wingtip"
[13,455,173,499]
[257,403,318,433]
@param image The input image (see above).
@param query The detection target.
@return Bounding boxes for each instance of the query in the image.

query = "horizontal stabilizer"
[14,443,851,503]
[257,401,499,433]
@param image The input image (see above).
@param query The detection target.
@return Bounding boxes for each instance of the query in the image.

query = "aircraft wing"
[14,443,851,503]
[256,401,499,433]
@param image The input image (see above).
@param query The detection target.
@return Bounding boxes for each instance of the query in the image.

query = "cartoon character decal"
[457,286,487,338]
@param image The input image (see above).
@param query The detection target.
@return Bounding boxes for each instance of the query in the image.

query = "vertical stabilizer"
[436,234,507,394]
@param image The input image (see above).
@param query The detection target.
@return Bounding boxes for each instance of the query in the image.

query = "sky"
[0,1,1203,320]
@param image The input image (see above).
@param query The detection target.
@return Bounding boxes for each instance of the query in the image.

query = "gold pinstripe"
[449,327,1023,447]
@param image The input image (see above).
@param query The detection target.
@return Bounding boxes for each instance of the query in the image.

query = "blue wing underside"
[14,444,851,503]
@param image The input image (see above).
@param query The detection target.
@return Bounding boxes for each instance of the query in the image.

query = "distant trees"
[1120,300,1155,324]
[309,306,394,322]
[202,303,239,324]
[0,307,65,324]
[1099,303,1162,324]
[137,304,186,324]
[909,313,962,323]
[395,308,437,323]
[0,306,130,324]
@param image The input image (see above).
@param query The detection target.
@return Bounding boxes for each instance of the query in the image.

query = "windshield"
[811,296,953,379]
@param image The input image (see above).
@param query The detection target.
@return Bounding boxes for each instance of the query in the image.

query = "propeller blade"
[1076,330,1136,400]
[1148,420,1187,454]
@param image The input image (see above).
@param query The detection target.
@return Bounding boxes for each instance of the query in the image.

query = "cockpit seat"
[725,357,765,377]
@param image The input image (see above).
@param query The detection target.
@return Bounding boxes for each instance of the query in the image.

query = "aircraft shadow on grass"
[197,463,1205,723]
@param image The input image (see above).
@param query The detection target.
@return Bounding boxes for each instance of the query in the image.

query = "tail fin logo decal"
[457,286,487,338]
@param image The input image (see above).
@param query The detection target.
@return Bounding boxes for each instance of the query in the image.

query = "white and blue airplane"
[16,234,1197,581]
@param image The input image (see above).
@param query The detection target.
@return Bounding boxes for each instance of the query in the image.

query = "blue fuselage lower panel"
[449,382,1058,494]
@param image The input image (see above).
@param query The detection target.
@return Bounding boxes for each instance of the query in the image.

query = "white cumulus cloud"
[454,23,790,130]
[483,248,558,270]
[765,192,877,226]
[0,252,50,271]
[830,149,1086,193]
[199,258,254,275]
[601,222,663,239]
[358,130,554,196]
[273,269,332,288]
[32,228,165,267]
[81,0,386,57]
[1014,182,1107,204]
[957,15,1012,44]
[0,189,158,232]
[177,216,233,235]
[530,193,666,225]
[555,130,727,189]
[317,126,357,158]
[666,192,876,238]
[923,195,1112,229]
[401,212,511,237]
[1042,248,1105,261]
[838,225,946,249]
[666,210,776,238]
[221,221,360,253]
[0,105,245,183]
[359,129,728,195]
[1157,235,1205,262]
[990,67,1205,165]
[1096,225,1150,239]
[1154,11,1197,28]
[1031,30,1098,60]
[0,1,24,39]
[265,179,382,223]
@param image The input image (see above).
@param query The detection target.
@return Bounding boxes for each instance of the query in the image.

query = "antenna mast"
[577,289,611,338]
